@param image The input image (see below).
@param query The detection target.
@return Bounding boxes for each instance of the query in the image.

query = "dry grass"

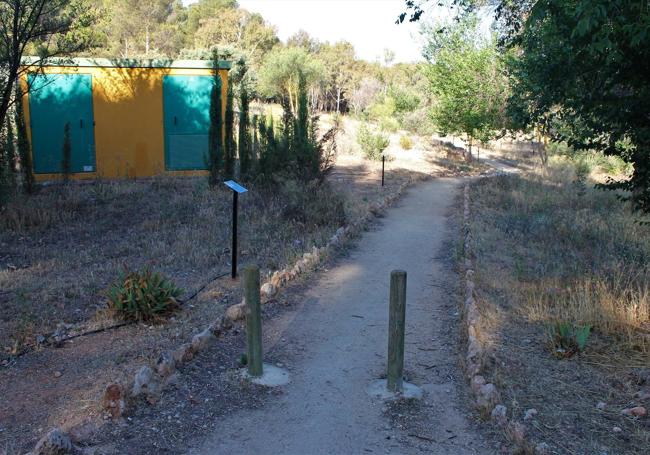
[0,177,345,353]
[468,162,650,453]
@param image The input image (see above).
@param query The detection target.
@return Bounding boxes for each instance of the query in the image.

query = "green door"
[163,75,215,170]
[28,74,95,174]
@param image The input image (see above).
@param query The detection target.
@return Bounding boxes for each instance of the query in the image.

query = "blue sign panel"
[224,180,248,193]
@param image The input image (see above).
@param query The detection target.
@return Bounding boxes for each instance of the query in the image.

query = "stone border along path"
[461,183,551,455]
[192,177,492,455]
[26,177,416,455]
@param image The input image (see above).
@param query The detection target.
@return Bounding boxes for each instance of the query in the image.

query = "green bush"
[548,322,591,357]
[399,135,413,150]
[378,116,400,133]
[357,124,390,161]
[106,268,183,322]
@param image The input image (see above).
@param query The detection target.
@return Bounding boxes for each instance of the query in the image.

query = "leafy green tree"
[95,0,179,57]
[0,0,98,137]
[193,7,278,68]
[258,47,326,114]
[506,0,650,211]
[423,15,508,154]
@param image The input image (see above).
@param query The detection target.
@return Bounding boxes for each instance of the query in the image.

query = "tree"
[193,7,278,68]
[0,0,98,140]
[506,0,650,211]
[316,41,356,113]
[238,63,251,177]
[96,0,180,58]
[423,15,508,155]
[223,75,235,180]
[208,65,223,187]
[258,47,326,114]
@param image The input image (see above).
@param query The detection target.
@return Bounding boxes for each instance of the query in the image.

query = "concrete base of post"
[367,379,423,400]
[241,364,290,387]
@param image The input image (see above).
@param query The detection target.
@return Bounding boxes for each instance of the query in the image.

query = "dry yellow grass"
[468,160,650,454]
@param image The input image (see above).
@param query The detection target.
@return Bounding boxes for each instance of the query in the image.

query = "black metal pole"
[231,191,238,279]
[381,155,385,187]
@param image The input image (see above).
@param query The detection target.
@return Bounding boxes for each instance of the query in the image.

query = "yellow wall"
[21,65,229,180]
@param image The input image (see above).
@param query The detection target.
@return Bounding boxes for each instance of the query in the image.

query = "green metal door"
[163,75,215,171]
[28,74,95,174]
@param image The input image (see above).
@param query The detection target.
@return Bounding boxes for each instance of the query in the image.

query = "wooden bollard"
[387,270,407,392]
[244,265,263,377]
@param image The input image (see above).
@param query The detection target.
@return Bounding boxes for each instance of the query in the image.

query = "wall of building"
[21,64,229,180]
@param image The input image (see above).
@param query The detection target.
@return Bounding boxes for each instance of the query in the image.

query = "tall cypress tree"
[238,76,250,178]
[223,75,235,180]
[208,72,224,187]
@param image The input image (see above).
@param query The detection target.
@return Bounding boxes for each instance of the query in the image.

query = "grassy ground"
[0,177,347,354]
[468,158,650,453]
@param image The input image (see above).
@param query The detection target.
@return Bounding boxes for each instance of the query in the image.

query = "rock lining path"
[192,177,493,455]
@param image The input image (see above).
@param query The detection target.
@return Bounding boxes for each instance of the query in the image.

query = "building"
[20,57,231,180]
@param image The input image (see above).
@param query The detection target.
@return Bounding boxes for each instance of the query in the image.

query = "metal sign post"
[381,154,385,187]
[224,180,248,279]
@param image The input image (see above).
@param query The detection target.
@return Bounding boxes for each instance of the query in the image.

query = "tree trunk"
[336,86,341,113]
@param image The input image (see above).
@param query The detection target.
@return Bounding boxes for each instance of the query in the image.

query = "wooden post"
[387,270,407,392]
[244,265,263,377]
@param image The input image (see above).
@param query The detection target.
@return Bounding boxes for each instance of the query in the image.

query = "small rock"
[156,352,176,377]
[225,302,247,323]
[524,408,538,421]
[208,318,224,336]
[132,366,159,401]
[596,401,606,411]
[172,343,194,364]
[54,371,62,378]
[508,421,526,445]
[634,390,650,401]
[621,406,647,417]
[191,328,213,352]
[613,426,623,433]
[476,383,500,411]
[68,421,98,444]
[261,282,278,298]
[470,375,486,395]
[490,404,507,426]
[102,383,127,418]
[535,442,551,455]
[30,428,81,455]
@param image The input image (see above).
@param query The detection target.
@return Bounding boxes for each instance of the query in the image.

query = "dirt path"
[191,178,493,455]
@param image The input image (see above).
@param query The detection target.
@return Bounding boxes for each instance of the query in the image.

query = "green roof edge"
[21,56,232,70]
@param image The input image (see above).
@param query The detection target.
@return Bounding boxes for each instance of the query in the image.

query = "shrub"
[106,268,183,322]
[357,124,390,161]
[279,178,346,228]
[399,135,413,150]
[548,322,591,358]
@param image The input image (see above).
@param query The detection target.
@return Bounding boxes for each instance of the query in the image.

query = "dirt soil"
[0,140,487,453]
[190,178,491,454]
